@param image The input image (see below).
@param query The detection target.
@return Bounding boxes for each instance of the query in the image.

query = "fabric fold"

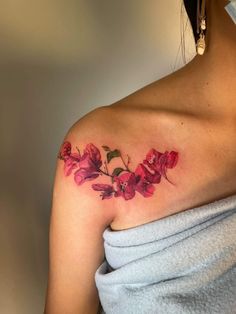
[95,194,236,314]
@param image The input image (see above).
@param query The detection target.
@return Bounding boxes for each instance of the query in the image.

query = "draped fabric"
[95,194,236,314]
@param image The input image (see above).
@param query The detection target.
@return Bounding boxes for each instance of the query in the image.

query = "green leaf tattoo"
[111,167,125,183]
[107,149,121,163]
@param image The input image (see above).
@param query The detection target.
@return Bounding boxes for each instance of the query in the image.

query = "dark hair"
[183,0,198,43]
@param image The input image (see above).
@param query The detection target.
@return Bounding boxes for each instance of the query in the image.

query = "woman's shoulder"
[62,86,236,231]
[67,67,204,139]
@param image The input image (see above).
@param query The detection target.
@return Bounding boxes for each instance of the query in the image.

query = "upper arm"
[44,113,116,314]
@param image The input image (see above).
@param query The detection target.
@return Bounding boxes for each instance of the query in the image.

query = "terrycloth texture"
[95,194,236,314]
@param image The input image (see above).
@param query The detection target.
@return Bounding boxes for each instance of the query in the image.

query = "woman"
[44,0,236,313]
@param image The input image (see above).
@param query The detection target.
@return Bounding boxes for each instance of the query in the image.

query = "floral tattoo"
[58,142,179,201]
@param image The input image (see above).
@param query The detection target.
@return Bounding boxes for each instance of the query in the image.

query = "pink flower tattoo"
[58,141,179,201]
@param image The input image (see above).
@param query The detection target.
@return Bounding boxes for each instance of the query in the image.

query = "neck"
[182,0,236,117]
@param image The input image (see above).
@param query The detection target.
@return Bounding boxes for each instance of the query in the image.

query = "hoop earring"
[196,0,207,55]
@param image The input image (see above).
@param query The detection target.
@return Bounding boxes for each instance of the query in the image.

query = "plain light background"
[0,1,195,313]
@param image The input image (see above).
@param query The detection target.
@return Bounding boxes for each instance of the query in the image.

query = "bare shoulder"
[55,105,119,223]
[67,105,113,131]
[58,104,182,220]
[57,98,236,232]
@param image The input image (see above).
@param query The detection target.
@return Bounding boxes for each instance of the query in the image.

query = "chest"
[109,123,236,231]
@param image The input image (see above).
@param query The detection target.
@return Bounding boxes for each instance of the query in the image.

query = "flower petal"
[74,168,99,185]
[92,183,114,192]
[84,143,102,168]
[166,151,179,168]
[64,157,79,176]
[59,141,72,159]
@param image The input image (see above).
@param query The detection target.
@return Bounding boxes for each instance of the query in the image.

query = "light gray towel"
[95,194,236,314]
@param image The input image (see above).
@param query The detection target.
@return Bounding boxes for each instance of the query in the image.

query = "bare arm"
[44,119,116,314]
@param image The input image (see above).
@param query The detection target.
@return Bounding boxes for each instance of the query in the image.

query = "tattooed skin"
[58,142,179,201]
